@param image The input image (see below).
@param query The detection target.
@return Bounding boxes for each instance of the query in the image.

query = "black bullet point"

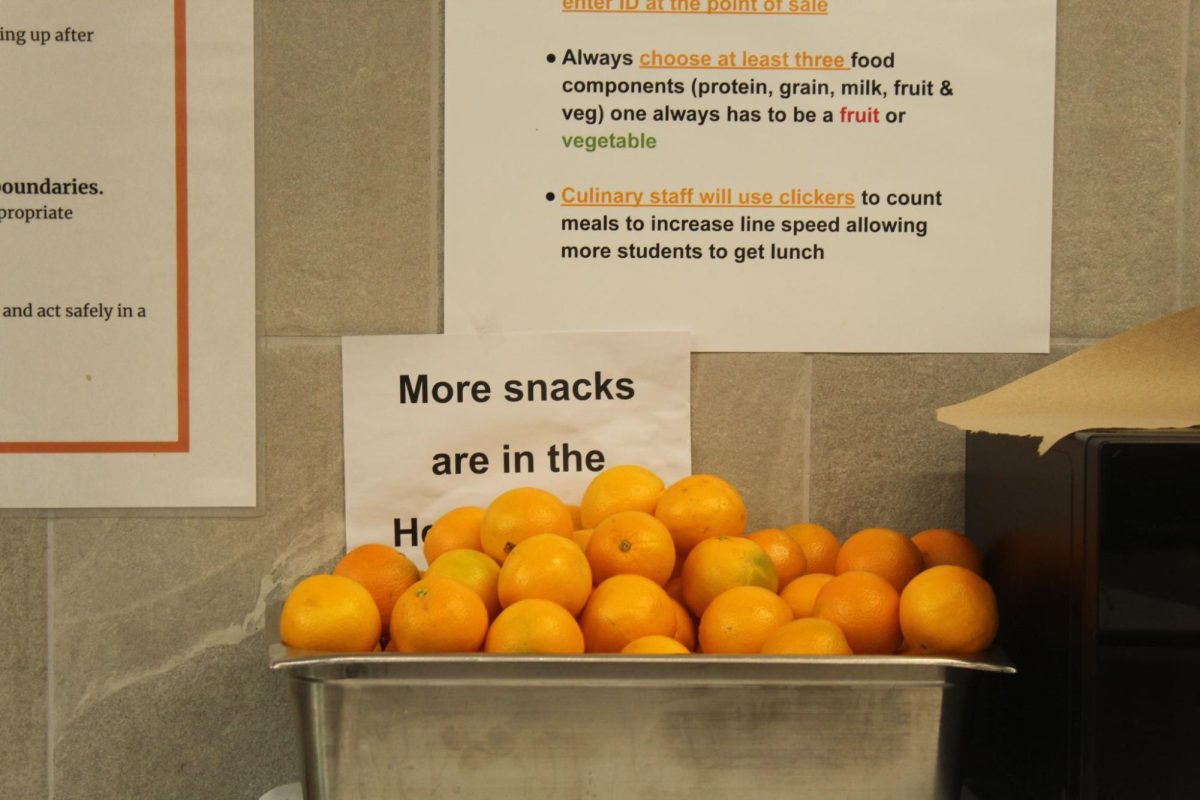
[546,53,556,63]
[546,192,556,201]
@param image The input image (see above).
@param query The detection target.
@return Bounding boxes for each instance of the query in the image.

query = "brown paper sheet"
[937,305,1200,453]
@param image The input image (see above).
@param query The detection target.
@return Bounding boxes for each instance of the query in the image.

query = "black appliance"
[962,429,1200,799]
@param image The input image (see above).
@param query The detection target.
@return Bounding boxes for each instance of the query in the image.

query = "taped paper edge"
[936,305,1200,455]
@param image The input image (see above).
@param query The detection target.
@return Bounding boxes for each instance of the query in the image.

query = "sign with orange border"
[0,0,190,455]
[0,0,255,507]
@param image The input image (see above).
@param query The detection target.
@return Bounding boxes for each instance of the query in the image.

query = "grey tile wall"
[692,353,811,531]
[1186,4,1200,307]
[1050,0,1187,336]
[0,520,47,800]
[49,341,345,799]
[2,1,1197,798]
[808,349,1079,538]
[257,0,441,336]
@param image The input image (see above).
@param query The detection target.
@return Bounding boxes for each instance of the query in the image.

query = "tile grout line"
[1177,0,1192,311]
[434,0,446,335]
[1049,336,1103,349]
[801,355,814,520]
[45,517,54,800]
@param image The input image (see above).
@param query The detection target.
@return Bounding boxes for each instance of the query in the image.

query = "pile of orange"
[280,466,998,658]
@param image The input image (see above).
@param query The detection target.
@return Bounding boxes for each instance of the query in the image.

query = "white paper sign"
[0,0,255,507]
[341,332,692,567]
[445,1,1055,353]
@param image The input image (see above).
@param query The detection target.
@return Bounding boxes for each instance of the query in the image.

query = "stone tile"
[691,353,810,531]
[0,519,47,800]
[1051,0,1185,337]
[1185,6,1200,308]
[809,349,1078,539]
[257,0,440,335]
[50,340,346,800]
[53,635,297,800]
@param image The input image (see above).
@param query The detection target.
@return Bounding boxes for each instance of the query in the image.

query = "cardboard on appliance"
[937,305,1200,453]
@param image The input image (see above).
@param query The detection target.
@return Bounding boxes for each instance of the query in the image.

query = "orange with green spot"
[680,535,778,617]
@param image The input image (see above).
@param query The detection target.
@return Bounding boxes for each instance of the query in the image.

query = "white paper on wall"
[445,0,1056,353]
[0,0,255,508]
[341,331,692,568]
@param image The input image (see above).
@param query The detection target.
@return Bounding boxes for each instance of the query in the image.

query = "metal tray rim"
[269,643,1015,684]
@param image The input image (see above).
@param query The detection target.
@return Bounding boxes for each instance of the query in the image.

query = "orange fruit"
[760,618,853,655]
[654,474,747,556]
[389,576,489,653]
[331,543,420,630]
[579,464,665,528]
[621,635,690,654]
[899,565,999,655]
[812,571,902,655]
[484,598,585,654]
[698,585,793,654]
[784,522,841,575]
[670,597,696,651]
[835,527,924,593]
[565,503,584,531]
[680,536,778,617]
[779,573,835,619]
[497,533,593,616]
[663,575,685,605]
[280,574,382,652]
[572,528,594,551]
[423,506,485,564]
[579,574,676,653]
[746,528,808,587]
[911,528,984,574]
[480,487,575,564]
[586,510,676,586]
[423,548,502,620]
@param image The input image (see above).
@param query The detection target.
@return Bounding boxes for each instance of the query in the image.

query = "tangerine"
[497,533,593,615]
[680,535,778,617]
[746,528,808,587]
[422,506,486,564]
[835,527,924,593]
[579,574,676,653]
[670,597,697,651]
[621,635,690,654]
[663,575,685,605]
[565,503,584,531]
[779,573,835,619]
[911,528,984,574]
[654,474,747,556]
[579,464,665,528]
[899,565,998,655]
[586,510,676,586]
[389,576,489,653]
[698,585,793,654]
[760,618,853,656]
[280,574,382,652]
[331,543,420,630]
[484,598,585,654]
[572,528,594,552]
[423,548,502,620]
[783,522,841,575]
[812,570,902,655]
[480,487,575,564]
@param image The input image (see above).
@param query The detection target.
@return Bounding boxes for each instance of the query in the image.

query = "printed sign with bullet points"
[445,0,1056,353]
